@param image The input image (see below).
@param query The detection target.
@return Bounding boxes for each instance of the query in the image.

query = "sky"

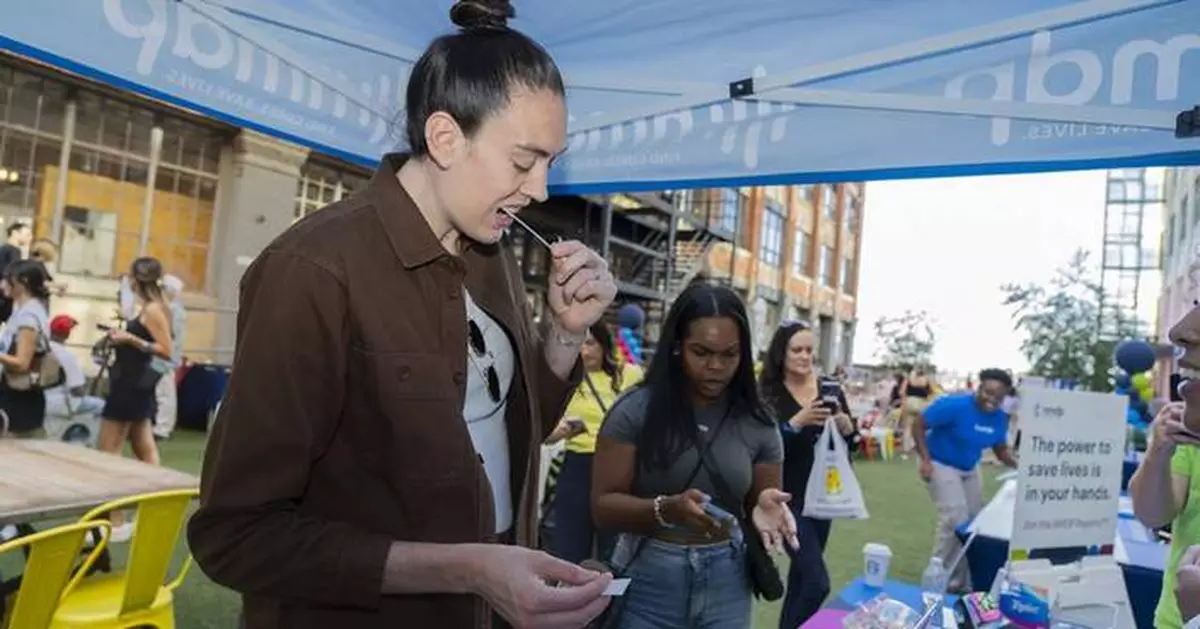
[851,170,1114,374]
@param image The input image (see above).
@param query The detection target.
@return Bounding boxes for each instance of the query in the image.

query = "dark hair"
[404,0,565,156]
[6,222,28,237]
[758,320,813,417]
[5,259,51,302]
[634,283,771,471]
[130,257,165,304]
[978,368,1013,390]
[588,322,622,394]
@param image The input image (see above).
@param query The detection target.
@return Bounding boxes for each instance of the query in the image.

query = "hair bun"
[450,0,514,32]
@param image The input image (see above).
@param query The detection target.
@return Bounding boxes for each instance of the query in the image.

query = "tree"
[1001,249,1140,392]
[874,310,937,369]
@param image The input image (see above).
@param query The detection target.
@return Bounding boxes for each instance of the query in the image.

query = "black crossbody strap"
[583,372,609,415]
[699,445,748,519]
[619,404,734,573]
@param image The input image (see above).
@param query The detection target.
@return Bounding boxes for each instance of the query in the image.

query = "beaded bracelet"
[652,495,671,528]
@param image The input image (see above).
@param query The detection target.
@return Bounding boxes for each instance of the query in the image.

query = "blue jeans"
[610,534,752,629]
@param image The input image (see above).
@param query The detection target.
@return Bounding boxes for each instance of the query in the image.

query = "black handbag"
[590,408,733,629]
[699,451,786,601]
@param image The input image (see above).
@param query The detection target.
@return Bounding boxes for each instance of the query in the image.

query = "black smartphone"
[818,378,842,412]
[96,323,112,331]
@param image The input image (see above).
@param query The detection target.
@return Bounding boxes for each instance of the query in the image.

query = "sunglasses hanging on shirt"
[468,318,502,403]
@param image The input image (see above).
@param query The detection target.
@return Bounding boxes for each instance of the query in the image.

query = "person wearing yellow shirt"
[545,322,643,563]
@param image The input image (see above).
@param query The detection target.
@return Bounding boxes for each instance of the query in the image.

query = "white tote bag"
[802,417,869,520]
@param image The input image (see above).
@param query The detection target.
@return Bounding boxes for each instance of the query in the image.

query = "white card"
[604,578,630,597]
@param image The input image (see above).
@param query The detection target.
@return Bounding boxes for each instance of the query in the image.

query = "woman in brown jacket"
[188,1,618,628]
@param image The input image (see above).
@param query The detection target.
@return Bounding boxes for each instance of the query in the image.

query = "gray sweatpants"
[927,461,983,592]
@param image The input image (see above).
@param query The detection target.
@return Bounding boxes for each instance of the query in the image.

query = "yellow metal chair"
[50,489,198,629]
[0,520,111,629]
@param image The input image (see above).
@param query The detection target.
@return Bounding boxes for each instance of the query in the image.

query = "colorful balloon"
[1115,340,1156,374]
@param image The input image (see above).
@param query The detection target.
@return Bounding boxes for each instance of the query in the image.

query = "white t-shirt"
[0,299,49,368]
[462,290,516,534]
[45,341,85,397]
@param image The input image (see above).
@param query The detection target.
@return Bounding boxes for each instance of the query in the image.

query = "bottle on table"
[920,556,948,629]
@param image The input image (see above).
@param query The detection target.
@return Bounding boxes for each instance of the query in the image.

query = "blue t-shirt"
[923,392,1009,471]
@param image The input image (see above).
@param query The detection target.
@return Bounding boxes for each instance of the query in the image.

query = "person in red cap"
[44,314,104,421]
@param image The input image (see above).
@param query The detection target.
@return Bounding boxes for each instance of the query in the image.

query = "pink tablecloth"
[800,608,850,629]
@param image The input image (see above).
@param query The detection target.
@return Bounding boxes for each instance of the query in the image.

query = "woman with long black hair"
[0,259,53,438]
[544,322,643,563]
[592,283,797,628]
[758,321,857,629]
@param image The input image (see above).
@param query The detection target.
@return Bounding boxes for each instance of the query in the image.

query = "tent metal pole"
[749,0,1176,95]
[758,88,1178,131]
[180,0,389,119]
[567,0,1174,137]
[199,0,421,63]
[600,196,614,261]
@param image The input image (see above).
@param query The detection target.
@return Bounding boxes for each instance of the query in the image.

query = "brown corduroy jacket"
[187,153,579,629]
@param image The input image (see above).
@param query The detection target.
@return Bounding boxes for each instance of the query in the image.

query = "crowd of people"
[175,2,1066,628]
[0,222,190,544]
[0,2,1196,629]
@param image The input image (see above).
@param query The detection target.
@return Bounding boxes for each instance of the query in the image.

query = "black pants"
[551,451,614,564]
[778,510,832,629]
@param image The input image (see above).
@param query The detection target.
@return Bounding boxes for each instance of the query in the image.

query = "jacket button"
[453,371,466,385]
[398,366,411,380]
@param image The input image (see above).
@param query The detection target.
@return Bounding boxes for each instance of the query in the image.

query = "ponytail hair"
[130,257,165,304]
[4,259,52,302]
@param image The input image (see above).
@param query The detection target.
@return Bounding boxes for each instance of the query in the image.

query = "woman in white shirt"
[0,259,53,437]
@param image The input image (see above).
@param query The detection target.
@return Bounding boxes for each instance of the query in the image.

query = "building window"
[295,159,369,220]
[13,74,228,291]
[792,229,811,276]
[759,200,784,267]
[794,185,813,204]
[672,188,695,215]
[819,245,835,286]
[717,188,741,234]
[845,196,859,231]
[145,117,224,290]
[840,256,854,292]
[821,184,837,220]
[0,66,69,229]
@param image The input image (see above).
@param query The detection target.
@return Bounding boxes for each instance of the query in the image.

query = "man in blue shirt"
[914,368,1018,592]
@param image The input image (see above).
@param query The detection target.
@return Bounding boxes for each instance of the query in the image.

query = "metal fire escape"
[1098,168,1164,340]
[589,190,735,349]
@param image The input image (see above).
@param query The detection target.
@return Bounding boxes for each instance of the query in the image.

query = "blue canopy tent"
[3,0,1197,194]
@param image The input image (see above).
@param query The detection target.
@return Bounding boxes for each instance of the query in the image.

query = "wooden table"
[0,440,199,525]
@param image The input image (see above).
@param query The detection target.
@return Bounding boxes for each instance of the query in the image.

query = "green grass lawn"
[6,431,1003,628]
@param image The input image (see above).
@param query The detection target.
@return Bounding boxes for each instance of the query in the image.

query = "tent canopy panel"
[2,0,1197,192]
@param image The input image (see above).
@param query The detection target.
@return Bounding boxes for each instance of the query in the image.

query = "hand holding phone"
[565,417,587,436]
[818,378,842,412]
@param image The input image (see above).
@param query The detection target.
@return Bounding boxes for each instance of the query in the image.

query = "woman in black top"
[758,321,857,629]
[100,258,173,462]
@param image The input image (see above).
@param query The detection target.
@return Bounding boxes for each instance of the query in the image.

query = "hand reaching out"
[752,488,799,554]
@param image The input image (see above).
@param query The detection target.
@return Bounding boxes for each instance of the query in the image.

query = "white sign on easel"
[1011,386,1126,554]
[1005,386,1133,629]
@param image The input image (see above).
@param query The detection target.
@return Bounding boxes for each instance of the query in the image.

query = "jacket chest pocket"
[347,348,472,481]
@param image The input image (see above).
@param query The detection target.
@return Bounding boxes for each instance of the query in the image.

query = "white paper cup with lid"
[862,542,893,587]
